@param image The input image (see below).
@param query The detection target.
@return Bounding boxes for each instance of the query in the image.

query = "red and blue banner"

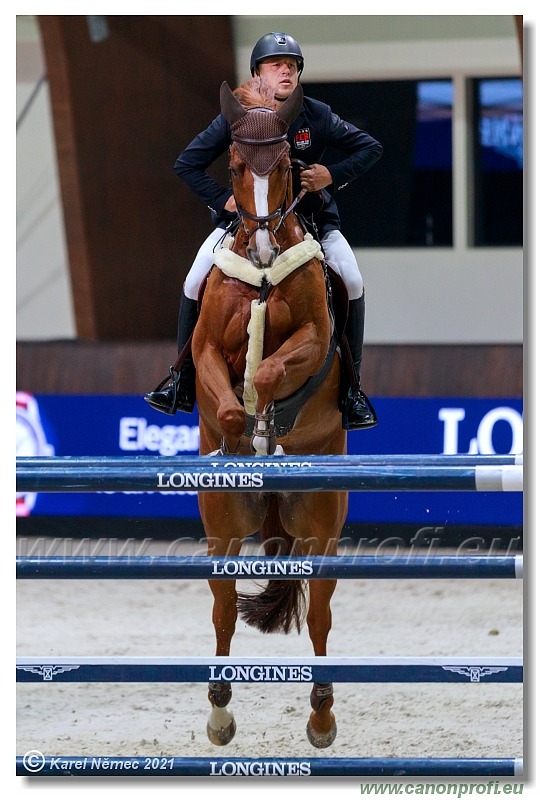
[16,393,522,526]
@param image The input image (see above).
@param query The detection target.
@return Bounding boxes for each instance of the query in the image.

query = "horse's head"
[220,81,304,269]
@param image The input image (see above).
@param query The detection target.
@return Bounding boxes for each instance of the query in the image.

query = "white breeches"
[184,228,227,300]
[183,227,364,301]
[320,229,364,300]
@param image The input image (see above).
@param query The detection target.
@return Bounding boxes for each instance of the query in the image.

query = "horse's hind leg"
[279,490,346,748]
[206,572,239,746]
[306,577,338,748]
[206,537,241,746]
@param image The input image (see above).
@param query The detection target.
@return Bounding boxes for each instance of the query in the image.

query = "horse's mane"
[233,78,278,111]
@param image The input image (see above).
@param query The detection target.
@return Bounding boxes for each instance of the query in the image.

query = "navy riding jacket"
[174,95,383,238]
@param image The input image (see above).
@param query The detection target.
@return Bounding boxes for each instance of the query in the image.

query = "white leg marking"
[208,704,235,730]
[252,423,269,456]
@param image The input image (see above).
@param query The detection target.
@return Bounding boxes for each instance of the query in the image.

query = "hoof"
[207,701,237,746]
[306,715,337,749]
[207,716,237,746]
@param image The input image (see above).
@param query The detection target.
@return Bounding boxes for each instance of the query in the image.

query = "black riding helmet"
[250,32,304,77]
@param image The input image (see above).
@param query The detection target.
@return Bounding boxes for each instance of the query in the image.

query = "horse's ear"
[220,81,247,125]
[276,84,304,127]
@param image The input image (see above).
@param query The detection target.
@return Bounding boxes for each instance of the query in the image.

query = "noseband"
[235,202,285,232]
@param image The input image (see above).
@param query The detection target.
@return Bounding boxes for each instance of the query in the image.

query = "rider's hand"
[300,164,332,192]
[224,196,238,213]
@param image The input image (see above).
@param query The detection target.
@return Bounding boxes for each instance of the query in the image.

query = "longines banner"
[16,393,522,525]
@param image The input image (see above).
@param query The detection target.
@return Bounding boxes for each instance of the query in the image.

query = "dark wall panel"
[16,342,523,398]
[39,15,236,340]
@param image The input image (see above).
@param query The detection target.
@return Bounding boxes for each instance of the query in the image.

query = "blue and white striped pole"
[16,555,524,580]
[16,656,523,684]
[16,455,523,492]
[15,755,524,777]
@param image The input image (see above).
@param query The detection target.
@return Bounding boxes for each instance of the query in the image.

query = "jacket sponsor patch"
[294,128,311,150]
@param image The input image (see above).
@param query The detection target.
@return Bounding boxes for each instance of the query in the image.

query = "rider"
[145,32,383,429]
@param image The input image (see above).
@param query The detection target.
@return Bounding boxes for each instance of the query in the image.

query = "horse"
[191,80,349,749]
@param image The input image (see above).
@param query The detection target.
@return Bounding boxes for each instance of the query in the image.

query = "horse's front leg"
[252,323,326,455]
[201,492,270,746]
[194,338,245,454]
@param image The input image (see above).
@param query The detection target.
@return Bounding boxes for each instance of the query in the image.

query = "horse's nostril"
[247,247,259,267]
[247,240,281,269]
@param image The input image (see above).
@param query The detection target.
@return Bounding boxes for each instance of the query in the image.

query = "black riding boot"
[342,294,378,430]
[144,290,198,415]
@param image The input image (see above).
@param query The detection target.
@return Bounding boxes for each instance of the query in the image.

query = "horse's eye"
[230,167,239,178]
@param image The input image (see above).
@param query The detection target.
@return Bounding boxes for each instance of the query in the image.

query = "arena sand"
[17,537,523,771]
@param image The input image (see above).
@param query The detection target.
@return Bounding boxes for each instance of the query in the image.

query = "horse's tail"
[236,495,306,634]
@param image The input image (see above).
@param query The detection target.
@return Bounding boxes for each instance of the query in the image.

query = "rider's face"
[257,57,299,101]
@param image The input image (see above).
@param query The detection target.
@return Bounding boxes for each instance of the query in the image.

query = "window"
[409,80,453,247]
[472,78,523,246]
[302,79,453,247]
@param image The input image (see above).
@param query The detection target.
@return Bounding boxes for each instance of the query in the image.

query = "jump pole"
[18,453,523,467]
[16,656,523,684]
[15,755,524,777]
[16,555,524,580]
[16,454,524,777]
[16,456,523,492]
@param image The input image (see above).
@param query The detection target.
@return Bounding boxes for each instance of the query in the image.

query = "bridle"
[230,119,307,235]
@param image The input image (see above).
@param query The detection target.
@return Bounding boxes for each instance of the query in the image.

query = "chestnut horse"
[191,81,348,748]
